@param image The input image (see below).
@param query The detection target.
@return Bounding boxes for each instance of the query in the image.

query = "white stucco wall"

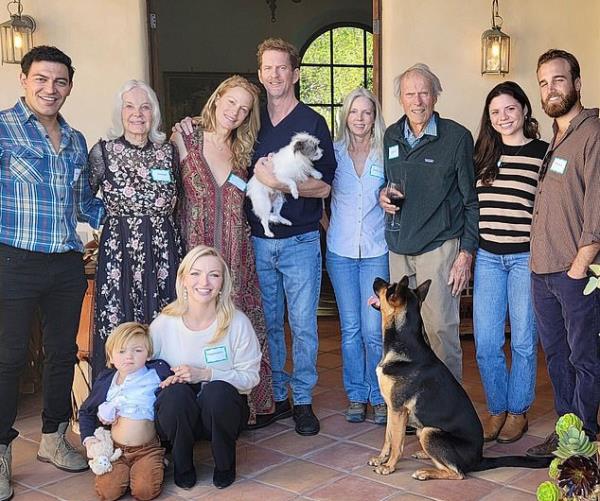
[0,0,149,144]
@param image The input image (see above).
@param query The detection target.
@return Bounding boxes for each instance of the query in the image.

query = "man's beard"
[542,86,579,118]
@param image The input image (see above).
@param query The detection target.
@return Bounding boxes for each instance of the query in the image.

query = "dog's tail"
[471,455,552,471]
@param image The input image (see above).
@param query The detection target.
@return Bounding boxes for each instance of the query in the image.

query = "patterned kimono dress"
[178,127,274,423]
[89,136,183,376]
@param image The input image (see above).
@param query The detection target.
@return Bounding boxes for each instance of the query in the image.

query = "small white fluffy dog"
[247,132,323,237]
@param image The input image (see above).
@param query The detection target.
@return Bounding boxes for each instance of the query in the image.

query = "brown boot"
[497,413,528,443]
[482,412,507,442]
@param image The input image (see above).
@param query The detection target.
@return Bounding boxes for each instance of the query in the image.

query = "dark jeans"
[154,380,249,475]
[0,244,87,445]
[531,271,600,437]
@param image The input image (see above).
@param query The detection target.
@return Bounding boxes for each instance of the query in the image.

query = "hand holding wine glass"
[385,179,405,231]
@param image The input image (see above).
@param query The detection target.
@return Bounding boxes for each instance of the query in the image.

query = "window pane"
[332,104,342,137]
[302,32,330,64]
[332,27,364,65]
[311,105,333,135]
[300,66,331,105]
[333,67,366,104]
[366,67,373,92]
[366,32,373,65]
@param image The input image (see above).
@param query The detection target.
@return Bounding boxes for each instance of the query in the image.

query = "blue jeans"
[532,271,600,437]
[326,251,388,406]
[252,231,321,405]
[473,249,537,415]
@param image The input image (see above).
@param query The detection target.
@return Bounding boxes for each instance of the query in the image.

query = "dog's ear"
[415,280,431,303]
[399,275,409,288]
[293,139,307,154]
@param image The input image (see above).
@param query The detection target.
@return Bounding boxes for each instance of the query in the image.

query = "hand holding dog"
[447,250,473,296]
[254,155,286,190]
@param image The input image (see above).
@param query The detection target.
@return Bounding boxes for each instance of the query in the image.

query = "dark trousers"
[154,380,249,476]
[531,271,600,436]
[0,244,87,445]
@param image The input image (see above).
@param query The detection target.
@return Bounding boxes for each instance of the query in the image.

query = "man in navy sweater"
[246,38,336,436]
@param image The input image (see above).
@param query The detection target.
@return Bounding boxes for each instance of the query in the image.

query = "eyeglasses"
[538,149,554,181]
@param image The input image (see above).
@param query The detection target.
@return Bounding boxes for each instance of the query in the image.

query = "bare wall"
[0,0,149,145]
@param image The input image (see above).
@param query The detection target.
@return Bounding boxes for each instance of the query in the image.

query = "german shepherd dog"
[368,276,550,480]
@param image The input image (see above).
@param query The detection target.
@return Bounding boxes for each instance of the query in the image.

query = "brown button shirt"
[530,108,600,274]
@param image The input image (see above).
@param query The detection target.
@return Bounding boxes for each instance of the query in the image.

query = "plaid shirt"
[0,99,104,253]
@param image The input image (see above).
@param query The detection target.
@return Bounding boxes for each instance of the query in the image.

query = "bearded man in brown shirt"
[526,49,600,458]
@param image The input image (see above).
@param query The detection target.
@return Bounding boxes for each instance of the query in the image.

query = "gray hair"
[393,63,443,99]
[107,79,166,144]
[335,87,386,162]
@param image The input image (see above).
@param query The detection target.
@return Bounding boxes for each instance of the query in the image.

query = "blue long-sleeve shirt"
[0,99,105,253]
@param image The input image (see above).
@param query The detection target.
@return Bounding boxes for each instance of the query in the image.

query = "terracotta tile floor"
[11,317,561,500]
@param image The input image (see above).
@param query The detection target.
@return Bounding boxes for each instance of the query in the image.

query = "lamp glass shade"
[481,27,510,75]
[1,14,35,64]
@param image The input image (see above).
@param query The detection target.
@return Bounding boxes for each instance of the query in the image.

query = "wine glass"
[385,179,405,231]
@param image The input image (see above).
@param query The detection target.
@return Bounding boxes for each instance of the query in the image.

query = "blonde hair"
[162,245,235,344]
[104,322,152,369]
[257,37,300,69]
[107,79,166,144]
[196,75,260,170]
[335,87,386,163]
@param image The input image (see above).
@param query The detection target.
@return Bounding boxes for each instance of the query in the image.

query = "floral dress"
[89,136,183,377]
[178,127,274,423]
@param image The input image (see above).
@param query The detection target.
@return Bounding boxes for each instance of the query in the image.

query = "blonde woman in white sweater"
[150,245,261,490]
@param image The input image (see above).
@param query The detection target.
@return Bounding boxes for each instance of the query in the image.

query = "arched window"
[300,24,373,136]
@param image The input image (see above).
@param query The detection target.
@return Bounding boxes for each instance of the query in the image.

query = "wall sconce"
[1,0,35,65]
[266,0,301,23]
[481,0,510,75]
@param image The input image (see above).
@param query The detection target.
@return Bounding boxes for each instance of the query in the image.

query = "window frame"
[299,22,373,135]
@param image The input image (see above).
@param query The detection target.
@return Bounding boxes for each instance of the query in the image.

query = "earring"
[183,288,189,301]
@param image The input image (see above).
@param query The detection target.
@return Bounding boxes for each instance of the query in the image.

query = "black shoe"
[246,399,293,430]
[406,425,417,436]
[213,467,236,489]
[526,432,559,458]
[293,404,320,436]
[174,467,197,489]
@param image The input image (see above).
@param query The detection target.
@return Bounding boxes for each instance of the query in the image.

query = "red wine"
[390,194,404,209]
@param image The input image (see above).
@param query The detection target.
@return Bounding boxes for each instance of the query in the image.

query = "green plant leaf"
[589,263,600,275]
[583,276,598,295]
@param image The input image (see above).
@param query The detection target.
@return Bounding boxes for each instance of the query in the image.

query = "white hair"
[335,87,386,163]
[393,63,443,99]
[107,79,166,144]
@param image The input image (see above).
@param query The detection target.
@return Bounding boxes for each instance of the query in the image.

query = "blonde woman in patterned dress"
[172,75,274,426]
[89,80,183,377]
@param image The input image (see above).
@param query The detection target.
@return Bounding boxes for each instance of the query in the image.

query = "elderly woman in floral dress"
[88,79,183,377]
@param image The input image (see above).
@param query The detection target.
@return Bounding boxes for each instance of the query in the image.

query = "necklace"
[206,133,227,152]
[497,140,530,167]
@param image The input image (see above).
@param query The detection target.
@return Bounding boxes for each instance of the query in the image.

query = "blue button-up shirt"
[0,99,104,253]
[327,141,388,259]
[403,114,438,148]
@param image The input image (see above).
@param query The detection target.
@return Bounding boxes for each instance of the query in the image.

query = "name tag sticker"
[204,346,228,364]
[424,158,435,164]
[151,168,172,183]
[369,164,385,179]
[388,145,399,159]
[228,173,247,192]
[549,157,567,175]
[73,168,81,182]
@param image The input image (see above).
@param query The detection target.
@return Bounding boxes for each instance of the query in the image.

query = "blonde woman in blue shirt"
[326,88,388,424]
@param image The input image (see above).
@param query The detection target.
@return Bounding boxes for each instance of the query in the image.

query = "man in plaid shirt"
[0,46,104,501]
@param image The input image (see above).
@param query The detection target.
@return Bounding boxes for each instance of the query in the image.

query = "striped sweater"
[476,139,548,254]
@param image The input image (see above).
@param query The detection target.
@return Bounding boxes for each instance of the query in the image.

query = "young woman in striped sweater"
[473,81,548,444]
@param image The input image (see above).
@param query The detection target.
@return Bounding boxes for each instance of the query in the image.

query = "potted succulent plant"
[537,414,600,501]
